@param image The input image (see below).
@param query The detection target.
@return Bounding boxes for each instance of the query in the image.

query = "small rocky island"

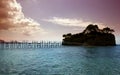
[62,24,116,46]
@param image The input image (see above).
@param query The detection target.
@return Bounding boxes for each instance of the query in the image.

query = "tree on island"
[62,24,116,46]
[83,24,114,34]
[63,33,72,38]
[83,24,100,34]
[102,27,114,34]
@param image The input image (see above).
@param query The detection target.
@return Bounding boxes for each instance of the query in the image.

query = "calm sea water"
[0,46,120,75]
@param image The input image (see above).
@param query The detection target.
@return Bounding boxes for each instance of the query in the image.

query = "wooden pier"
[0,41,62,49]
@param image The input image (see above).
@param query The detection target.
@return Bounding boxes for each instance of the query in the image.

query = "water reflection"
[82,46,119,58]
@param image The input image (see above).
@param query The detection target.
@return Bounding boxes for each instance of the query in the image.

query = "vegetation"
[102,27,114,34]
[62,24,116,46]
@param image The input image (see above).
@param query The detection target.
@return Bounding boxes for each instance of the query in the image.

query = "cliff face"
[62,24,116,46]
[82,33,116,46]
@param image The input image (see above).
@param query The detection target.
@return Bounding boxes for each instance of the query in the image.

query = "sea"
[0,45,120,75]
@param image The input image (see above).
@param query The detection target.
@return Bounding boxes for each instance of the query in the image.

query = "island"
[62,24,116,46]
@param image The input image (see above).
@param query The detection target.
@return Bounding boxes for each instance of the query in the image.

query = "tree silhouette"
[83,24,99,34]
[102,27,114,34]
[63,33,72,38]
[63,34,66,37]
[67,33,72,36]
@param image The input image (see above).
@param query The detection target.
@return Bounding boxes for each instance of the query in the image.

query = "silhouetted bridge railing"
[0,41,62,49]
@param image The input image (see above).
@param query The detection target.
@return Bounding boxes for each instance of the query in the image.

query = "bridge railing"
[0,41,62,49]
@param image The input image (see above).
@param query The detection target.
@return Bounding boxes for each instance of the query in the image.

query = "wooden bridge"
[0,41,62,49]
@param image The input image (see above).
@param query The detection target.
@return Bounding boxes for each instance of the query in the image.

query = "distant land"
[62,24,116,46]
[0,40,5,43]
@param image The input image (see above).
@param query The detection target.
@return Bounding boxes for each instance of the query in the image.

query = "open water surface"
[0,45,120,75]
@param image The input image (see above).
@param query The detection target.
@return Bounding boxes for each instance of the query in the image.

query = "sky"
[0,0,120,44]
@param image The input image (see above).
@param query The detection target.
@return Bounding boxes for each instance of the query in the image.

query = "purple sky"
[18,0,120,43]
[18,0,120,24]
[0,0,120,44]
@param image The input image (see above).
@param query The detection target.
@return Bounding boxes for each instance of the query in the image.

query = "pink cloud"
[0,0,44,36]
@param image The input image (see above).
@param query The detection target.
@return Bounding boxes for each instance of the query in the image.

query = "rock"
[62,24,116,46]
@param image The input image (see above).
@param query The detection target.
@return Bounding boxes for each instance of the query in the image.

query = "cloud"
[32,0,37,2]
[44,17,105,28]
[0,0,44,36]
